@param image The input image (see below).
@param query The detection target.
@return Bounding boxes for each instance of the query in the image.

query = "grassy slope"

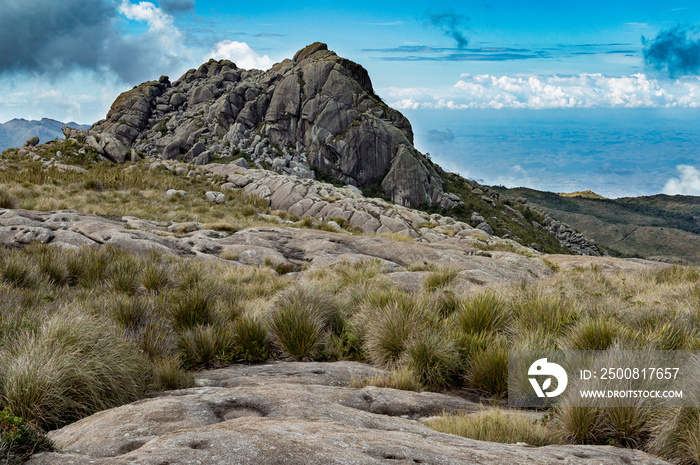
[493,186,700,264]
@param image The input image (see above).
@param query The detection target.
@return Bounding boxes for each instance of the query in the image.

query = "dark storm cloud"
[0,0,116,74]
[427,129,455,145]
[0,0,188,84]
[159,0,195,14]
[643,25,700,77]
[426,11,469,49]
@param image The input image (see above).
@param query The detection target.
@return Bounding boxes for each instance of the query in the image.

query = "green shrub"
[269,286,331,360]
[232,316,269,363]
[455,291,509,335]
[404,332,460,390]
[426,409,561,447]
[0,409,52,464]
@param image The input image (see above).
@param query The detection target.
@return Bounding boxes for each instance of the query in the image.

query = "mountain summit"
[80,42,443,207]
[54,43,599,255]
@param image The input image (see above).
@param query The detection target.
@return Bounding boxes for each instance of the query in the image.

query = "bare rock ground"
[28,362,670,465]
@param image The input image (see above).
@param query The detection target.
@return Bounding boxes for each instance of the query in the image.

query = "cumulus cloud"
[205,40,273,70]
[116,0,192,81]
[643,25,700,77]
[385,73,700,110]
[663,165,700,195]
[426,11,469,49]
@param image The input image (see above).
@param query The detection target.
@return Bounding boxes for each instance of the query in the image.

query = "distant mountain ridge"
[494,186,700,264]
[0,118,90,151]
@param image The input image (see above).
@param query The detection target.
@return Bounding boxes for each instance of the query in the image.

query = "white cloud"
[205,41,273,70]
[383,73,700,110]
[662,165,700,195]
[118,1,190,63]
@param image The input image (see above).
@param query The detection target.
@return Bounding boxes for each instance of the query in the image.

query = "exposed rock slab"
[28,362,669,465]
[543,254,670,272]
[0,208,558,289]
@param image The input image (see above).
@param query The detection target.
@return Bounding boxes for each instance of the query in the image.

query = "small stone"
[205,191,226,204]
[166,189,188,198]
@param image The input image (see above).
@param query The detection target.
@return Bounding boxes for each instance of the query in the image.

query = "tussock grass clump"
[424,267,459,291]
[269,285,333,360]
[66,246,111,287]
[0,189,17,209]
[31,244,67,286]
[350,368,423,392]
[232,315,269,363]
[0,311,146,429]
[177,324,234,369]
[1,255,36,289]
[426,409,562,447]
[653,265,700,284]
[149,357,194,392]
[465,338,509,397]
[455,291,509,335]
[511,292,577,336]
[404,332,460,390]
[651,407,700,465]
[557,407,604,444]
[560,316,620,351]
[168,286,217,331]
[332,259,384,288]
[107,254,143,295]
[109,296,150,332]
[140,262,173,293]
[360,291,434,368]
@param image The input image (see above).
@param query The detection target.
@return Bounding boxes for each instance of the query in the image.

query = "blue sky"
[1,0,700,196]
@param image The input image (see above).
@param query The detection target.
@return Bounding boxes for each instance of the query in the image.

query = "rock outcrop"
[75,42,443,207]
[28,362,670,465]
[0,207,563,291]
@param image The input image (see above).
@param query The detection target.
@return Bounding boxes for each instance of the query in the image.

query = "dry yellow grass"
[426,408,562,447]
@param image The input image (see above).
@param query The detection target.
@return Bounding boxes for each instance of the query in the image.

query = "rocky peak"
[72,43,442,207]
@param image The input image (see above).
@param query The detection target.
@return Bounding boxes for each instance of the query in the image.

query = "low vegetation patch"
[0,242,698,462]
[426,409,562,447]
